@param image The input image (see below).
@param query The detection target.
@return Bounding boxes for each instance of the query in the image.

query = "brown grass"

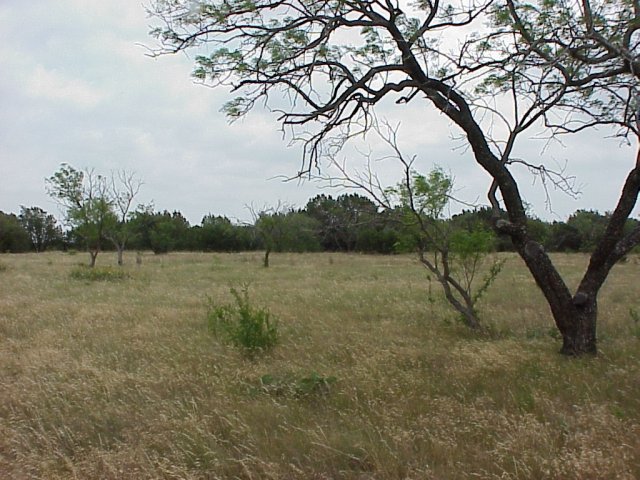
[0,251,639,479]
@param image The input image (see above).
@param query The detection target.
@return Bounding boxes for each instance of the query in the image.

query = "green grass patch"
[70,265,130,282]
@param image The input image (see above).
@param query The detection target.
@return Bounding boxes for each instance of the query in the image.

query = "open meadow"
[1,251,639,479]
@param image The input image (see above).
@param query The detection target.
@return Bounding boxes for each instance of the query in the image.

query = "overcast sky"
[1,0,638,225]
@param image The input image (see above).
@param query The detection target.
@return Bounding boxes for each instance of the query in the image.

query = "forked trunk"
[460,307,482,330]
[516,240,600,355]
[89,250,98,268]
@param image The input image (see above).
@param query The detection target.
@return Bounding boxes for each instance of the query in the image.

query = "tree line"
[2,194,637,256]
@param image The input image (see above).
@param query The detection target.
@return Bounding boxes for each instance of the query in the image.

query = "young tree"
[254,209,282,268]
[390,167,502,330]
[18,206,62,252]
[105,171,143,265]
[150,0,640,355]
[329,124,503,329]
[46,164,117,267]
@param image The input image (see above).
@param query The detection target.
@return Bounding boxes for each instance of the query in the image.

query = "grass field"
[1,251,639,479]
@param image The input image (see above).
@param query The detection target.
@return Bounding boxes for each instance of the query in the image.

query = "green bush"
[70,265,129,282]
[207,285,278,356]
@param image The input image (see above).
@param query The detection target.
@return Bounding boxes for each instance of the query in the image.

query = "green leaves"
[389,166,453,221]
[46,163,85,208]
[207,285,279,357]
[450,228,495,258]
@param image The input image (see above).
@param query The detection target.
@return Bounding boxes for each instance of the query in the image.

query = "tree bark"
[558,299,597,356]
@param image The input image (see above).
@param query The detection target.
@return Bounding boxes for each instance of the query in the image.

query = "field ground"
[1,251,639,479]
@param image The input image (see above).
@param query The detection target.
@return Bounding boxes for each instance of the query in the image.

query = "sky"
[1,0,638,226]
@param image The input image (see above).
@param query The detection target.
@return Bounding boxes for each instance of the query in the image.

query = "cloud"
[25,65,104,109]
[0,0,637,226]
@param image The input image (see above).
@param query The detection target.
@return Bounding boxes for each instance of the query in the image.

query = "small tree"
[391,168,502,329]
[18,206,61,252]
[46,164,117,267]
[105,171,143,265]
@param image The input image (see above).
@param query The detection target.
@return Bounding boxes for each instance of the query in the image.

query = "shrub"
[207,284,278,356]
[70,265,130,282]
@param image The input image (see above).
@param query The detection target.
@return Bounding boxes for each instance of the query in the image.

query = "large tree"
[149,0,640,355]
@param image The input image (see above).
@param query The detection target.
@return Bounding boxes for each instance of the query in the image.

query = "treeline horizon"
[1,192,639,255]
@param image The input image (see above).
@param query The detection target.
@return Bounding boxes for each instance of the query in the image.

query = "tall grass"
[0,251,638,479]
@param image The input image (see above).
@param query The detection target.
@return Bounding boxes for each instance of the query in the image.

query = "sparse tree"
[46,164,117,267]
[150,0,640,355]
[391,168,503,330]
[330,124,503,329]
[105,171,143,265]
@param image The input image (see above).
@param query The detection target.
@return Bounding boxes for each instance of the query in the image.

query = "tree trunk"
[263,249,270,268]
[89,250,98,268]
[514,239,599,355]
[117,246,124,266]
[460,307,482,330]
[555,297,598,356]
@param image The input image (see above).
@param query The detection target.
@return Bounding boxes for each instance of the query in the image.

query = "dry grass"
[0,251,639,479]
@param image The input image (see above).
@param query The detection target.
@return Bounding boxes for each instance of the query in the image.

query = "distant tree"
[276,211,322,253]
[254,210,280,268]
[105,171,143,265]
[305,193,381,252]
[149,220,175,254]
[0,211,31,253]
[200,215,240,251]
[253,204,321,267]
[566,210,609,253]
[18,206,62,252]
[304,195,342,251]
[46,164,117,267]
[352,214,399,253]
[144,210,191,254]
[127,206,156,251]
[546,222,583,252]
